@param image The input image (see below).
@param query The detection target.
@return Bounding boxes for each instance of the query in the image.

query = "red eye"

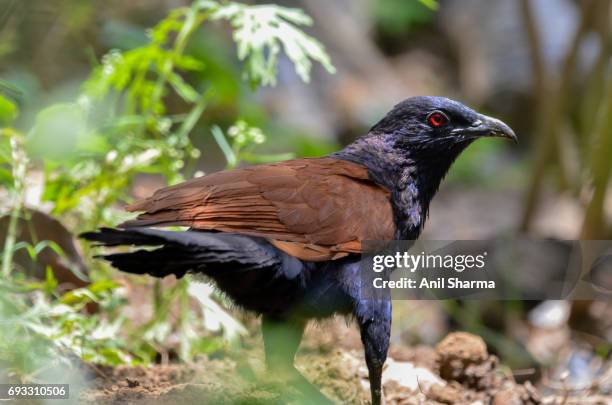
[427,111,448,127]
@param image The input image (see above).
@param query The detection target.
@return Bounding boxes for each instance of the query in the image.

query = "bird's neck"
[333,134,468,239]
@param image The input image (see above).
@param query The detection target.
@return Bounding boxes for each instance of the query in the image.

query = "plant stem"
[211,126,237,169]
[179,278,190,361]
[2,204,19,277]
[176,89,213,141]
[2,130,27,278]
[149,5,202,116]
[153,279,163,315]
[581,79,612,238]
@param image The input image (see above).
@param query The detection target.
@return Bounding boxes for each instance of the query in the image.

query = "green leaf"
[76,131,111,154]
[0,94,18,126]
[168,72,199,102]
[212,3,335,87]
[88,280,120,294]
[60,289,97,306]
[0,167,12,185]
[211,126,237,168]
[419,0,439,10]
[27,103,87,161]
[371,0,436,35]
[44,267,58,294]
[173,54,205,72]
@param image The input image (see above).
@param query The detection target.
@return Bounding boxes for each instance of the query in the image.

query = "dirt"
[77,331,607,404]
[426,333,541,405]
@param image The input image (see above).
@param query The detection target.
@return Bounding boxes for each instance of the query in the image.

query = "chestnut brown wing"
[121,157,395,261]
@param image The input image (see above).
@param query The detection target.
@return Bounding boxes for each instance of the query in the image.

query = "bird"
[81,96,517,405]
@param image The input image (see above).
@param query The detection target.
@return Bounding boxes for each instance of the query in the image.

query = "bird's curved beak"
[472,115,518,143]
[453,115,518,143]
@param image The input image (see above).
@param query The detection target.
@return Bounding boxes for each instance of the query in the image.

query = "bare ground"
[78,331,610,405]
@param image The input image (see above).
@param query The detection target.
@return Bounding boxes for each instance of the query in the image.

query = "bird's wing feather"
[121,157,395,261]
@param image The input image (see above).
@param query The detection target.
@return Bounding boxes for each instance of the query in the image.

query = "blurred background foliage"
[0,0,337,379]
[0,0,610,394]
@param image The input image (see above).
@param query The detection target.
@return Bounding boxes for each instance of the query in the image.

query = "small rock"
[493,389,523,405]
[528,300,570,329]
[436,332,491,384]
[382,358,445,391]
[436,332,488,365]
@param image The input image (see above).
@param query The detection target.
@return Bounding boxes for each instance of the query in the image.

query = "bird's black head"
[334,96,517,238]
[370,96,517,153]
[337,96,517,185]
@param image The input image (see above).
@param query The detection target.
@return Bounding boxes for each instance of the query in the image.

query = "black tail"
[80,228,282,279]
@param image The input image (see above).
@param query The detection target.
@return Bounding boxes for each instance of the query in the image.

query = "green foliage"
[1,130,27,279]
[212,120,294,168]
[0,274,136,378]
[27,103,88,161]
[0,130,16,186]
[27,0,334,226]
[418,0,439,11]
[0,0,334,378]
[205,1,336,87]
[371,0,436,36]
[0,95,18,126]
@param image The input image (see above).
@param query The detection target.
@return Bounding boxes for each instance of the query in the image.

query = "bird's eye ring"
[427,111,449,128]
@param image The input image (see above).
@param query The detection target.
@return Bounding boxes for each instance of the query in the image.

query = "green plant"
[0,0,334,378]
[209,1,335,87]
[370,0,437,36]
[212,120,293,169]
[0,127,26,278]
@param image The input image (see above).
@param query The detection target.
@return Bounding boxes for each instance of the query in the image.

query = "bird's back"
[121,157,396,261]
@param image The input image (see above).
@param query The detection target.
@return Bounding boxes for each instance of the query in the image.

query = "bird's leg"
[261,316,334,404]
[355,297,392,405]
